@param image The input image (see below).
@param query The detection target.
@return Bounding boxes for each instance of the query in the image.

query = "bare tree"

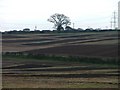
[47,13,71,31]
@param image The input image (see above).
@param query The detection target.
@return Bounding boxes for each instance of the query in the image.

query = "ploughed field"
[2,31,119,88]
[2,57,119,88]
[2,31,119,57]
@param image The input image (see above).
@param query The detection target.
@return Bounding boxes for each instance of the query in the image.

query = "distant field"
[2,31,119,88]
[2,31,119,57]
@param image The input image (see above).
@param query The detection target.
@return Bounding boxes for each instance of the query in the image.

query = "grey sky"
[0,0,119,31]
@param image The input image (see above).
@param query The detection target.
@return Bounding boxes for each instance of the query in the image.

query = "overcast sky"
[0,0,119,31]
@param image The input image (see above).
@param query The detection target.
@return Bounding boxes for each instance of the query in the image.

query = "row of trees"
[2,28,118,34]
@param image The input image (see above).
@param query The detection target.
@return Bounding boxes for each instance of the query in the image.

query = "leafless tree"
[48,13,71,31]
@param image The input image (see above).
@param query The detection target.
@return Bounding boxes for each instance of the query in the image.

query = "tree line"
[1,13,119,34]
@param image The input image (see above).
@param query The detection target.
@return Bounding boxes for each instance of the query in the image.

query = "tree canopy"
[48,13,71,31]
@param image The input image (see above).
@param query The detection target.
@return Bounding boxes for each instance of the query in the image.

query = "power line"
[113,11,117,28]
[110,11,117,29]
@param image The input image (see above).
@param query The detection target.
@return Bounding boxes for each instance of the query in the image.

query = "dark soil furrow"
[3,73,119,78]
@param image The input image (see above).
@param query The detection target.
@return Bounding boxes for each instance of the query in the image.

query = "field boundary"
[2,52,119,66]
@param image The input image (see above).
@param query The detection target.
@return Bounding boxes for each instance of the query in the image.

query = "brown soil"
[25,44,118,57]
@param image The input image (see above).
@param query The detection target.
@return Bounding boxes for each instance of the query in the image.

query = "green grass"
[2,53,119,67]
